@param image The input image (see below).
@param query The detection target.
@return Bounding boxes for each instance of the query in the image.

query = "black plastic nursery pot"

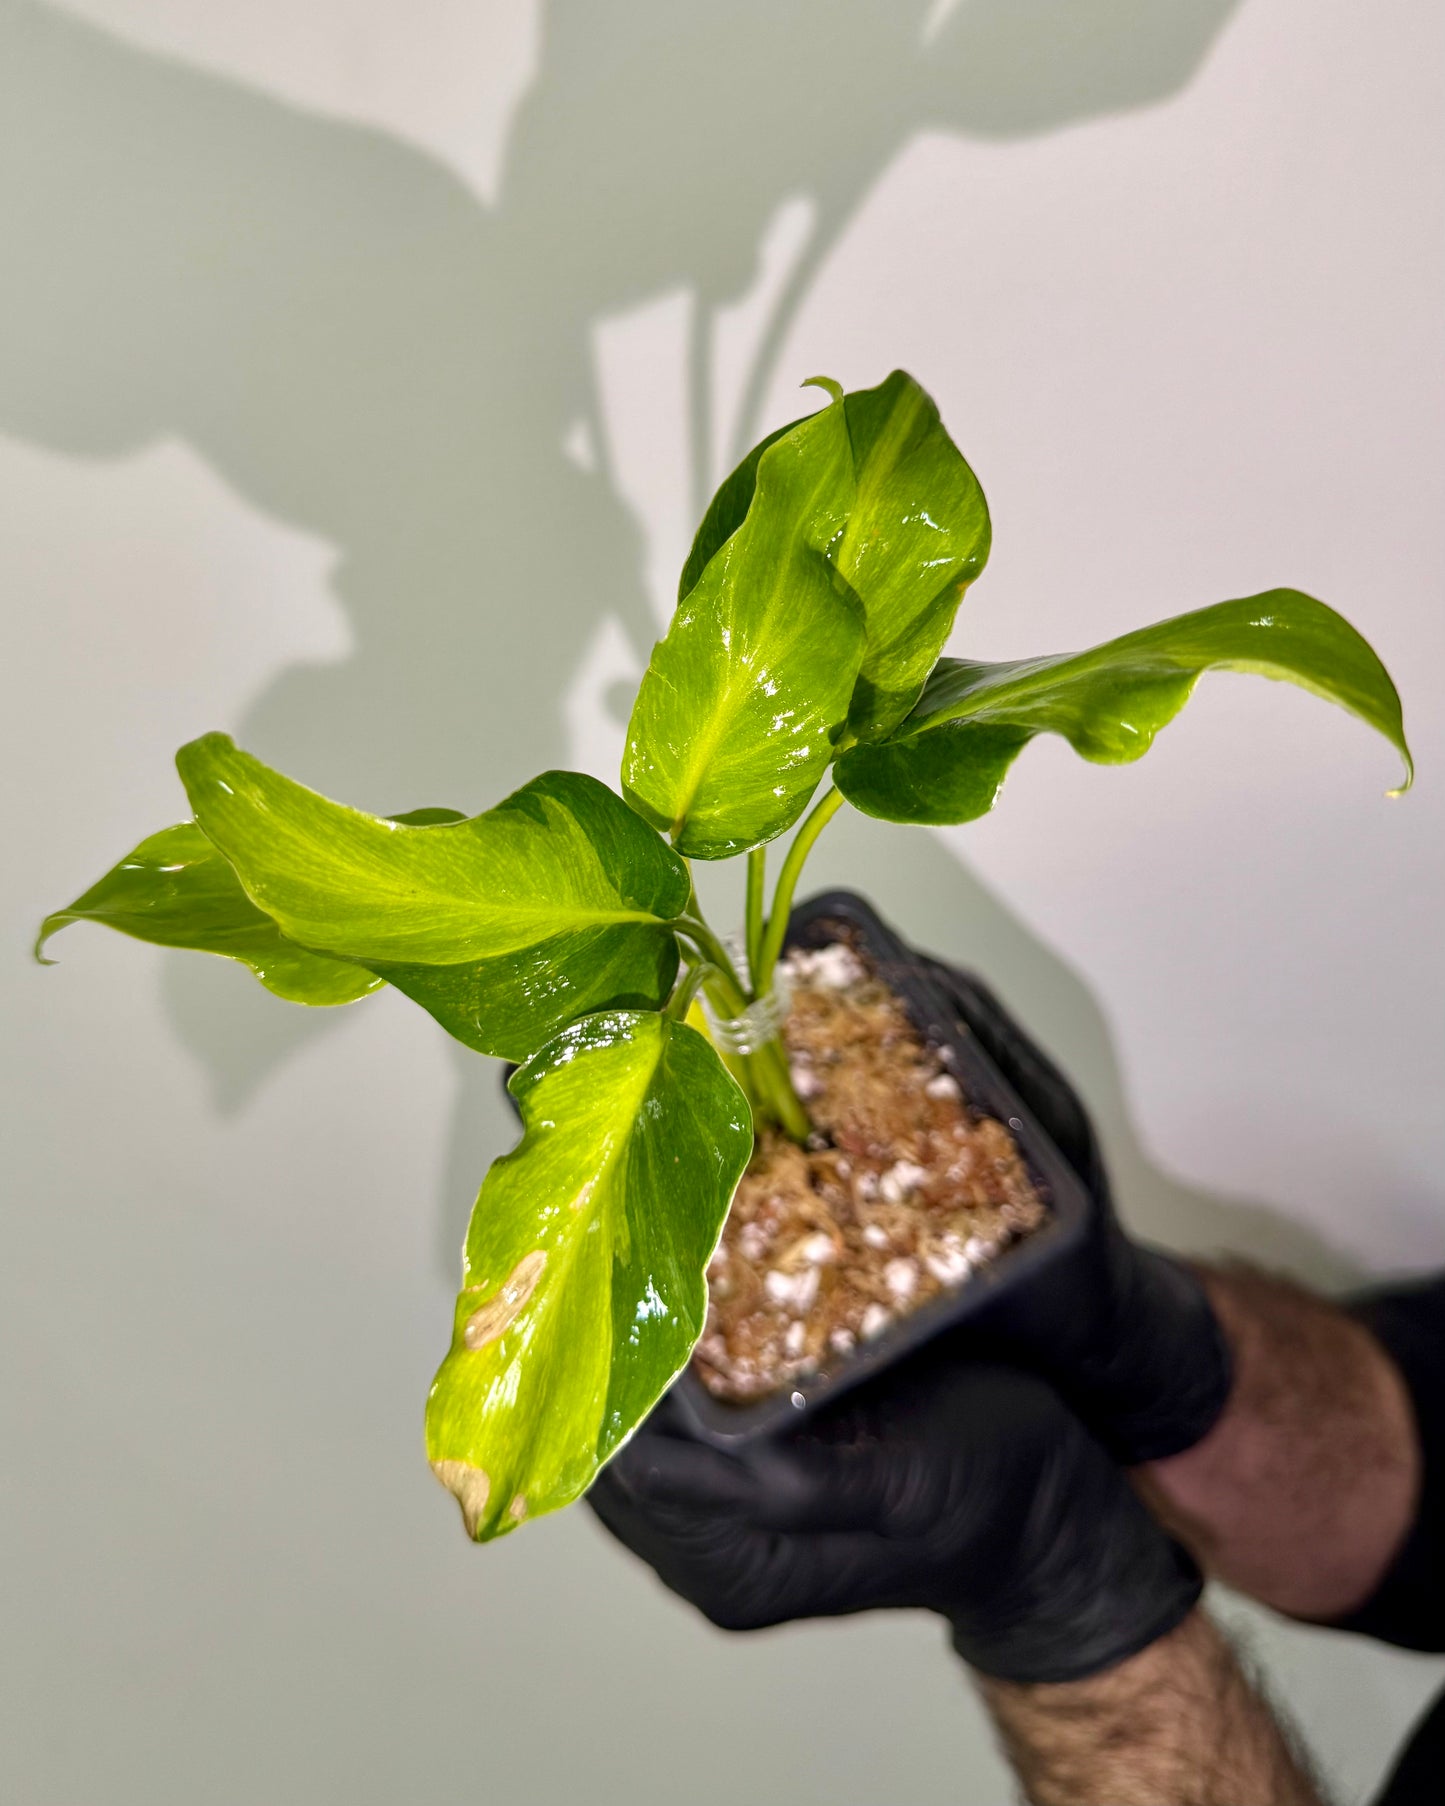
[667,890,1092,1447]
[501,889,1092,1448]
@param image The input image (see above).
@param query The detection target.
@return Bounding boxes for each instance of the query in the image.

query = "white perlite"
[924,1240,973,1286]
[861,1302,892,1340]
[879,1159,928,1204]
[739,1222,768,1262]
[779,943,866,990]
[797,1231,839,1266]
[789,1061,823,1100]
[764,1266,820,1314]
[763,1269,794,1306]
[884,1257,919,1300]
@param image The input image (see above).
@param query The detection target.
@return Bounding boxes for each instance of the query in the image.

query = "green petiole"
[754,784,845,997]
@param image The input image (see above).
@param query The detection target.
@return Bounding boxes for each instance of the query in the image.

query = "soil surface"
[691,936,1047,1404]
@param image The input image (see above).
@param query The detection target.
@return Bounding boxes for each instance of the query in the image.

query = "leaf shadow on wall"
[1,0,1355,1292]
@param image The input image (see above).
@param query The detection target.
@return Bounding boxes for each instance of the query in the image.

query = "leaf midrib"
[216,805,674,941]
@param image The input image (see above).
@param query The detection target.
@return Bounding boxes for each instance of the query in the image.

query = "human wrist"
[1138,1264,1419,1619]
[975,1609,1323,1806]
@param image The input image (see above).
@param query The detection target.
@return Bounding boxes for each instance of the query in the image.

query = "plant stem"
[754,785,845,995]
[677,907,811,1143]
[698,973,761,1114]
[750,1037,811,1142]
[665,961,710,1022]
[745,846,766,983]
[676,915,747,1000]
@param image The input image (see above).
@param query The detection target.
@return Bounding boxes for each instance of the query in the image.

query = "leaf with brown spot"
[430,1460,491,1539]
[462,1251,548,1350]
[425,1010,752,1541]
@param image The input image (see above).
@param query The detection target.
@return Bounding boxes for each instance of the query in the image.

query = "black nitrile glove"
[924,959,1232,1464]
[590,1356,1202,1684]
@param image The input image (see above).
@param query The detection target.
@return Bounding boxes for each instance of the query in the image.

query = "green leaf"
[176,735,690,1058]
[425,1010,752,1541]
[831,370,991,740]
[676,415,805,604]
[623,382,867,859]
[34,822,382,1006]
[674,373,990,748]
[373,933,681,1063]
[835,591,1413,824]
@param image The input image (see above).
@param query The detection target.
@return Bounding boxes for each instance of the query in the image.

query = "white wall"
[3,2,1442,1800]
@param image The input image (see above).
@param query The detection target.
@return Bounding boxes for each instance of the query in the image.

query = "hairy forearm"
[977,1609,1322,1806]
[1139,1264,1419,1619]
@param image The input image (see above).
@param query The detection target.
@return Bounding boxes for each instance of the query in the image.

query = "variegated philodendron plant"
[38,373,1412,1541]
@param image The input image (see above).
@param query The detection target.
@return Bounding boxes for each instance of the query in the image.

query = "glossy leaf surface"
[673,372,990,747]
[177,735,689,1058]
[35,822,380,1005]
[675,415,803,603]
[623,385,866,858]
[836,591,1413,824]
[426,1011,752,1541]
[831,370,991,739]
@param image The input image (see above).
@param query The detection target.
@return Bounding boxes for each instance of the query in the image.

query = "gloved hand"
[590,1354,1202,1684]
[925,959,1232,1464]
